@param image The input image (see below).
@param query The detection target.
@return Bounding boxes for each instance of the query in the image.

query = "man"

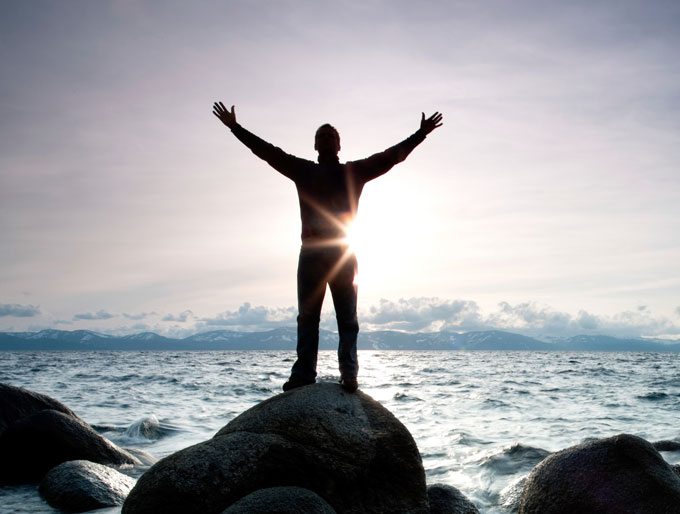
[213,102,443,392]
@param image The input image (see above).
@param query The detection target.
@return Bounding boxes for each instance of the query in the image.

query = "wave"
[637,392,670,401]
[478,443,550,476]
[96,415,184,443]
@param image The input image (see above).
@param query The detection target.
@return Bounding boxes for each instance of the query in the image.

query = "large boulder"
[123,382,428,514]
[221,486,337,513]
[0,409,140,482]
[39,460,135,512]
[0,382,77,434]
[427,483,479,513]
[519,433,680,514]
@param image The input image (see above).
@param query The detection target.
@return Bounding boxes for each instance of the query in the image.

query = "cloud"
[363,297,483,332]
[0,303,40,317]
[123,312,155,320]
[359,299,680,340]
[162,310,194,323]
[199,303,296,330]
[73,310,115,321]
[489,301,573,333]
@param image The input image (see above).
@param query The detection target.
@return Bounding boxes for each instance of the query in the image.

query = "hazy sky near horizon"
[1,0,679,339]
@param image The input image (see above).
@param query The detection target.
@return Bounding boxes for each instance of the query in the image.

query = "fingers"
[427,111,444,128]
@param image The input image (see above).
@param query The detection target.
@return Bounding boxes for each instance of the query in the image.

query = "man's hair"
[315,123,340,145]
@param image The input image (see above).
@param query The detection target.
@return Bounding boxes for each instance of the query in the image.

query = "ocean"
[1,350,680,513]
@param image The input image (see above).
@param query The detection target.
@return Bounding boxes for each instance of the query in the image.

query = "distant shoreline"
[1,328,679,352]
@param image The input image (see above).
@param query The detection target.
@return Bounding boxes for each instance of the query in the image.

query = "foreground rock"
[221,486,336,513]
[123,382,429,514]
[0,409,140,482]
[0,383,77,433]
[519,433,680,513]
[427,483,480,514]
[39,460,135,512]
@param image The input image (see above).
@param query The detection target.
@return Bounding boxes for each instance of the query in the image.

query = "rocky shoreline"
[1,381,680,513]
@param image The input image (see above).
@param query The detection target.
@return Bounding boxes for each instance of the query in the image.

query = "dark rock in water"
[0,382,77,434]
[123,382,428,514]
[674,464,680,478]
[499,477,527,513]
[0,409,140,482]
[519,434,680,514]
[653,440,680,452]
[39,460,135,512]
[427,483,479,513]
[220,486,336,513]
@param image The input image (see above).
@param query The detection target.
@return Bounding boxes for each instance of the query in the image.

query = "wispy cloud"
[0,303,40,317]
[162,310,194,323]
[73,310,115,321]
[123,312,155,320]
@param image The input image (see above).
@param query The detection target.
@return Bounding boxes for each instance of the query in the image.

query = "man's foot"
[340,376,358,393]
[282,377,315,392]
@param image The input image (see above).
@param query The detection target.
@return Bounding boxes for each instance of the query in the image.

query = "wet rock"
[220,486,336,513]
[123,382,428,514]
[653,440,680,452]
[39,460,135,512]
[0,409,140,482]
[519,433,680,514]
[0,382,77,434]
[498,477,526,513]
[427,483,479,513]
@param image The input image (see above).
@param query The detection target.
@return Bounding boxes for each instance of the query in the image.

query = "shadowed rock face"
[0,383,77,434]
[427,483,480,514]
[220,486,337,514]
[519,434,680,514]
[39,460,135,512]
[0,409,139,482]
[123,383,428,514]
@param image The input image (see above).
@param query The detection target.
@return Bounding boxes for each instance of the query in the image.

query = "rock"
[0,382,77,434]
[39,460,135,512]
[0,409,140,482]
[518,433,680,514]
[123,382,428,514]
[653,440,680,452]
[220,486,336,513]
[427,483,479,514]
[498,477,526,513]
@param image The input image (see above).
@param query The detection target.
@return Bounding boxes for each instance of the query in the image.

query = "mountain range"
[0,328,678,352]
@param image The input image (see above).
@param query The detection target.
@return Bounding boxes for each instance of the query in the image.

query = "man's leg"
[285,247,327,390]
[329,252,359,390]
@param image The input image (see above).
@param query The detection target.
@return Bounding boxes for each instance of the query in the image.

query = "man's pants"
[290,245,359,382]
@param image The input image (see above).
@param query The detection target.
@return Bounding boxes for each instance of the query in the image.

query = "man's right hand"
[213,102,237,129]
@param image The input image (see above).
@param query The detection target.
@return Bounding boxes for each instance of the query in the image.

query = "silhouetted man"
[213,102,443,392]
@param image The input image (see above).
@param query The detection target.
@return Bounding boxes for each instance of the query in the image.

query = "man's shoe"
[282,377,315,392]
[340,376,358,393]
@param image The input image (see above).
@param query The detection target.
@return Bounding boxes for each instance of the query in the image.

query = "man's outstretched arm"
[353,111,443,182]
[212,101,304,180]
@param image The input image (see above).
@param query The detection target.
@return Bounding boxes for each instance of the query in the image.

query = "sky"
[1,0,679,339]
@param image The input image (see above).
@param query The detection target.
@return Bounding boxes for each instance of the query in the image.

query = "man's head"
[314,123,341,155]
